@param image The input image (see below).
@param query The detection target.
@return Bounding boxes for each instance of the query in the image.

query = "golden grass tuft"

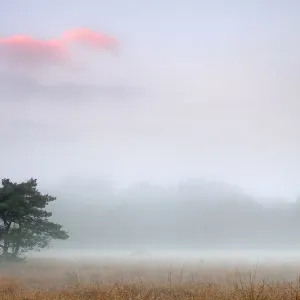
[2,279,300,300]
[1,259,300,299]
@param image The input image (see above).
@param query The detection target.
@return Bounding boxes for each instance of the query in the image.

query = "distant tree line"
[49,179,300,250]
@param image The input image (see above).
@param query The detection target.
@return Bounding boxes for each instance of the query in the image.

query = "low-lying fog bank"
[2,251,300,286]
[30,248,300,265]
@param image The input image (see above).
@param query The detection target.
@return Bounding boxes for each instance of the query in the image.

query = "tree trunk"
[2,243,8,256]
[1,221,11,259]
[12,224,23,258]
[12,244,20,258]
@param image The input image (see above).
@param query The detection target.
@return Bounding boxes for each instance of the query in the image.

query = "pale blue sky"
[1,1,299,57]
[0,1,299,198]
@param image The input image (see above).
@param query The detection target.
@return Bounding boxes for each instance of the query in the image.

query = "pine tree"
[0,178,69,261]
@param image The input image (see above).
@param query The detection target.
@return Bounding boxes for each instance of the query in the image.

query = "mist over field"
[36,178,299,259]
[1,1,300,268]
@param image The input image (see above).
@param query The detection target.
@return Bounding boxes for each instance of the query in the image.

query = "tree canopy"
[0,178,69,261]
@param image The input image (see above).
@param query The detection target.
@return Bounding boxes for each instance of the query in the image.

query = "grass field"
[1,257,300,299]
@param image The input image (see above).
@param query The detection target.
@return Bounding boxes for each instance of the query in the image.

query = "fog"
[32,248,300,266]
[0,1,300,261]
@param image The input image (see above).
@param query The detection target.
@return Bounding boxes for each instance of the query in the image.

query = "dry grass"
[1,258,300,299]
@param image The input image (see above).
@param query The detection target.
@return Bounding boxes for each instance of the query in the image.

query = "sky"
[0,0,299,199]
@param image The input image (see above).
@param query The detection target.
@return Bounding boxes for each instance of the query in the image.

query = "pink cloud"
[0,28,119,71]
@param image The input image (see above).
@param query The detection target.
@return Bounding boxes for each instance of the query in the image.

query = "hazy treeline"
[48,179,300,250]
